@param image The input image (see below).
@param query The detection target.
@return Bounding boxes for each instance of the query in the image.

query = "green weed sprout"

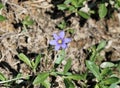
[0,3,6,21]
[57,0,120,19]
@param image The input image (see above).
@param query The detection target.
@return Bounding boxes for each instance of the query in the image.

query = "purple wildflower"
[50,31,71,50]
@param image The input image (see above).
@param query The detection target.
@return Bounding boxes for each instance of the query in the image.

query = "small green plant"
[57,0,91,19]
[85,40,120,88]
[57,0,120,19]
[18,53,41,73]
[22,16,34,31]
[57,20,67,30]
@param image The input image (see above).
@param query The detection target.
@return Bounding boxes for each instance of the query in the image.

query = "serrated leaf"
[55,50,65,65]
[34,54,41,70]
[98,4,107,19]
[64,78,75,88]
[102,77,119,85]
[18,53,32,68]
[0,72,6,81]
[97,40,106,52]
[0,15,6,21]
[86,60,102,81]
[33,72,49,85]
[57,4,68,10]
[0,3,4,9]
[78,11,90,19]
[64,59,72,74]
[100,62,114,68]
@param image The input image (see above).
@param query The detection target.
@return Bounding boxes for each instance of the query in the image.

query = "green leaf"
[102,77,119,85]
[95,84,100,88]
[101,68,112,78]
[86,60,102,81]
[34,54,41,70]
[68,29,75,34]
[22,16,34,26]
[78,11,90,19]
[65,74,85,80]
[64,0,72,4]
[98,3,107,19]
[68,6,76,12]
[55,50,65,65]
[0,72,6,81]
[33,72,49,85]
[41,80,51,88]
[64,78,75,88]
[18,53,32,68]
[57,4,68,10]
[0,3,4,9]
[56,72,72,76]
[100,62,114,68]
[64,59,72,74]
[109,83,118,88]
[0,15,6,21]
[116,0,120,7]
[97,40,106,52]
[58,20,66,29]
[115,0,120,9]
[78,0,85,6]
[71,0,78,7]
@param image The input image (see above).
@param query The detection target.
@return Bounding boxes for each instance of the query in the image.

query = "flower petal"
[61,43,67,49]
[59,31,65,39]
[50,40,57,45]
[53,34,60,40]
[55,45,61,50]
[64,38,71,43]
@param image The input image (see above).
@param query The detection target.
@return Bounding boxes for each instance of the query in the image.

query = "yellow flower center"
[58,39,62,44]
